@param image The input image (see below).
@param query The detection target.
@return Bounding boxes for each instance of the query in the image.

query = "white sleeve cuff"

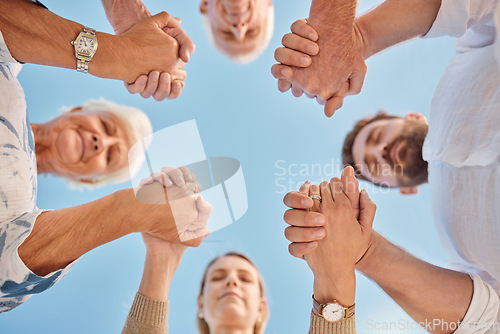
[455,274,500,333]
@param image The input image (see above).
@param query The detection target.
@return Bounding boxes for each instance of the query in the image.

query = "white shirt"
[423,0,500,332]
[0,31,72,313]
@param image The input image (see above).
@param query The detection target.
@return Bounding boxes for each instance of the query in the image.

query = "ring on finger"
[310,194,322,202]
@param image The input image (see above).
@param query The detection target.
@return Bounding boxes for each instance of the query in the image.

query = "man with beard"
[342,111,428,195]
[277,0,500,332]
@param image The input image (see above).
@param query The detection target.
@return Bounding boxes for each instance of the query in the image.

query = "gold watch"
[71,27,98,73]
[312,295,355,323]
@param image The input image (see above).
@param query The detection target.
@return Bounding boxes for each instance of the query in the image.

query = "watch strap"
[312,295,355,321]
[73,27,97,74]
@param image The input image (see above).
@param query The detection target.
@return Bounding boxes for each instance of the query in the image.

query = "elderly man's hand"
[133,166,211,247]
[271,17,367,117]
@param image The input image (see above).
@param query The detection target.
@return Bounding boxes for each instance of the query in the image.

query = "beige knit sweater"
[122,293,169,334]
[122,293,357,333]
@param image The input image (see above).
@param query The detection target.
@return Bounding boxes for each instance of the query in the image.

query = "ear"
[197,295,204,315]
[400,187,419,195]
[199,0,208,14]
[405,112,427,124]
[258,298,268,319]
[69,106,83,113]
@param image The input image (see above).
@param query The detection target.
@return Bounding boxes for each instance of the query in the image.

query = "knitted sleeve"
[309,311,356,334]
[122,293,169,334]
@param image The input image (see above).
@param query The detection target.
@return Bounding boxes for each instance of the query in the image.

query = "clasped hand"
[113,9,195,101]
[271,19,367,117]
[283,167,376,304]
[135,166,212,248]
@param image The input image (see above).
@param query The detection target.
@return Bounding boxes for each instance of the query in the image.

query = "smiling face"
[200,0,273,60]
[43,108,132,182]
[351,117,428,187]
[199,255,266,332]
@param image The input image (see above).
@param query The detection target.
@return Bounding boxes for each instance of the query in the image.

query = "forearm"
[357,233,473,334]
[138,253,180,301]
[356,0,442,58]
[101,0,150,34]
[18,189,140,276]
[313,270,356,307]
[309,0,357,32]
[0,0,123,79]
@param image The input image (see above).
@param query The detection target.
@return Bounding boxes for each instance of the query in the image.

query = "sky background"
[2,0,456,333]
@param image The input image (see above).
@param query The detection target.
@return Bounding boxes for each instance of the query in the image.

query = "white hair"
[59,98,152,190]
[202,4,274,64]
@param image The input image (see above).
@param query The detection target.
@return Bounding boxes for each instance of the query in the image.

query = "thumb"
[358,189,376,231]
[151,11,182,29]
[196,196,213,222]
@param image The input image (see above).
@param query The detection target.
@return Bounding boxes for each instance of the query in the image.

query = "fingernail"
[175,176,185,186]
[186,51,191,61]
[361,189,367,195]
[315,216,325,224]
[307,45,317,54]
[282,68,292,77]
[306,180,311,184]
[314,229,325,238]
[309,33,316,40]
[300,56,310,65]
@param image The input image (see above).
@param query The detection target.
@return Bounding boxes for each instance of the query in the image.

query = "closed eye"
[101,119,109,135]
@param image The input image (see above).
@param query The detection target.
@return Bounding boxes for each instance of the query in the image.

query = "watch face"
[323,303,344,323]
[76,36,96,55]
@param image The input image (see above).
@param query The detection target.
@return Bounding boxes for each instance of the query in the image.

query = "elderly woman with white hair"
[0,43,210,313]
[0,97,212,312]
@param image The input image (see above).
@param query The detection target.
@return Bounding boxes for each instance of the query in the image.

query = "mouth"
[219,292,242,300]
[78,131,85,162]
[221,0,252,14]
[390,141,402,166]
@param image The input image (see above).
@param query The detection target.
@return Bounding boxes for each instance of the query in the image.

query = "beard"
[390,121,428,187]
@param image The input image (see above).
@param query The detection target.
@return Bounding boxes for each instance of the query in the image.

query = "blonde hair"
[59,99,152,190]
[197,252,269,334]
[201,5,274,64]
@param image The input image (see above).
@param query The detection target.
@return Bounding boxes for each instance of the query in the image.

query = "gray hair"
[201,4,274,63]
[59,99,152,190]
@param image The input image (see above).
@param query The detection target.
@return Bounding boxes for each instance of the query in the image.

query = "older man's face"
[45,108,131,182]
[200,0,271,57]
[352,118,427,187]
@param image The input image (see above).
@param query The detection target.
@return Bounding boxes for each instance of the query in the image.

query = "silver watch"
[71,27,98,73]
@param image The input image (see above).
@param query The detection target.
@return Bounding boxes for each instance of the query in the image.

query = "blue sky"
[2,0,455,333]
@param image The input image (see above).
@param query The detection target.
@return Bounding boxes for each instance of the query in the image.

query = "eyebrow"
[366,127,378,145]
[210,268,253,276]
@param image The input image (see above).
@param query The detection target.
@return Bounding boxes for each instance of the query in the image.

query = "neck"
[210,325,254,334]
[31,123,57,174]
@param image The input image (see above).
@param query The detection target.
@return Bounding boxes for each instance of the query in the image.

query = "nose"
[225,272,240,287]
[229,23,248,41]
[382,144,391,162]
[91,134,116,155]
[91,134,104,154]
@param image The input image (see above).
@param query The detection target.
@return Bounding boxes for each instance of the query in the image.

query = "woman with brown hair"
[196,252,269,334]
[121,242,268,334]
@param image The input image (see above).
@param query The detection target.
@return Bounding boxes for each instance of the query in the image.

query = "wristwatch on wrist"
[71,27,98,74]
[312,295,355,323]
